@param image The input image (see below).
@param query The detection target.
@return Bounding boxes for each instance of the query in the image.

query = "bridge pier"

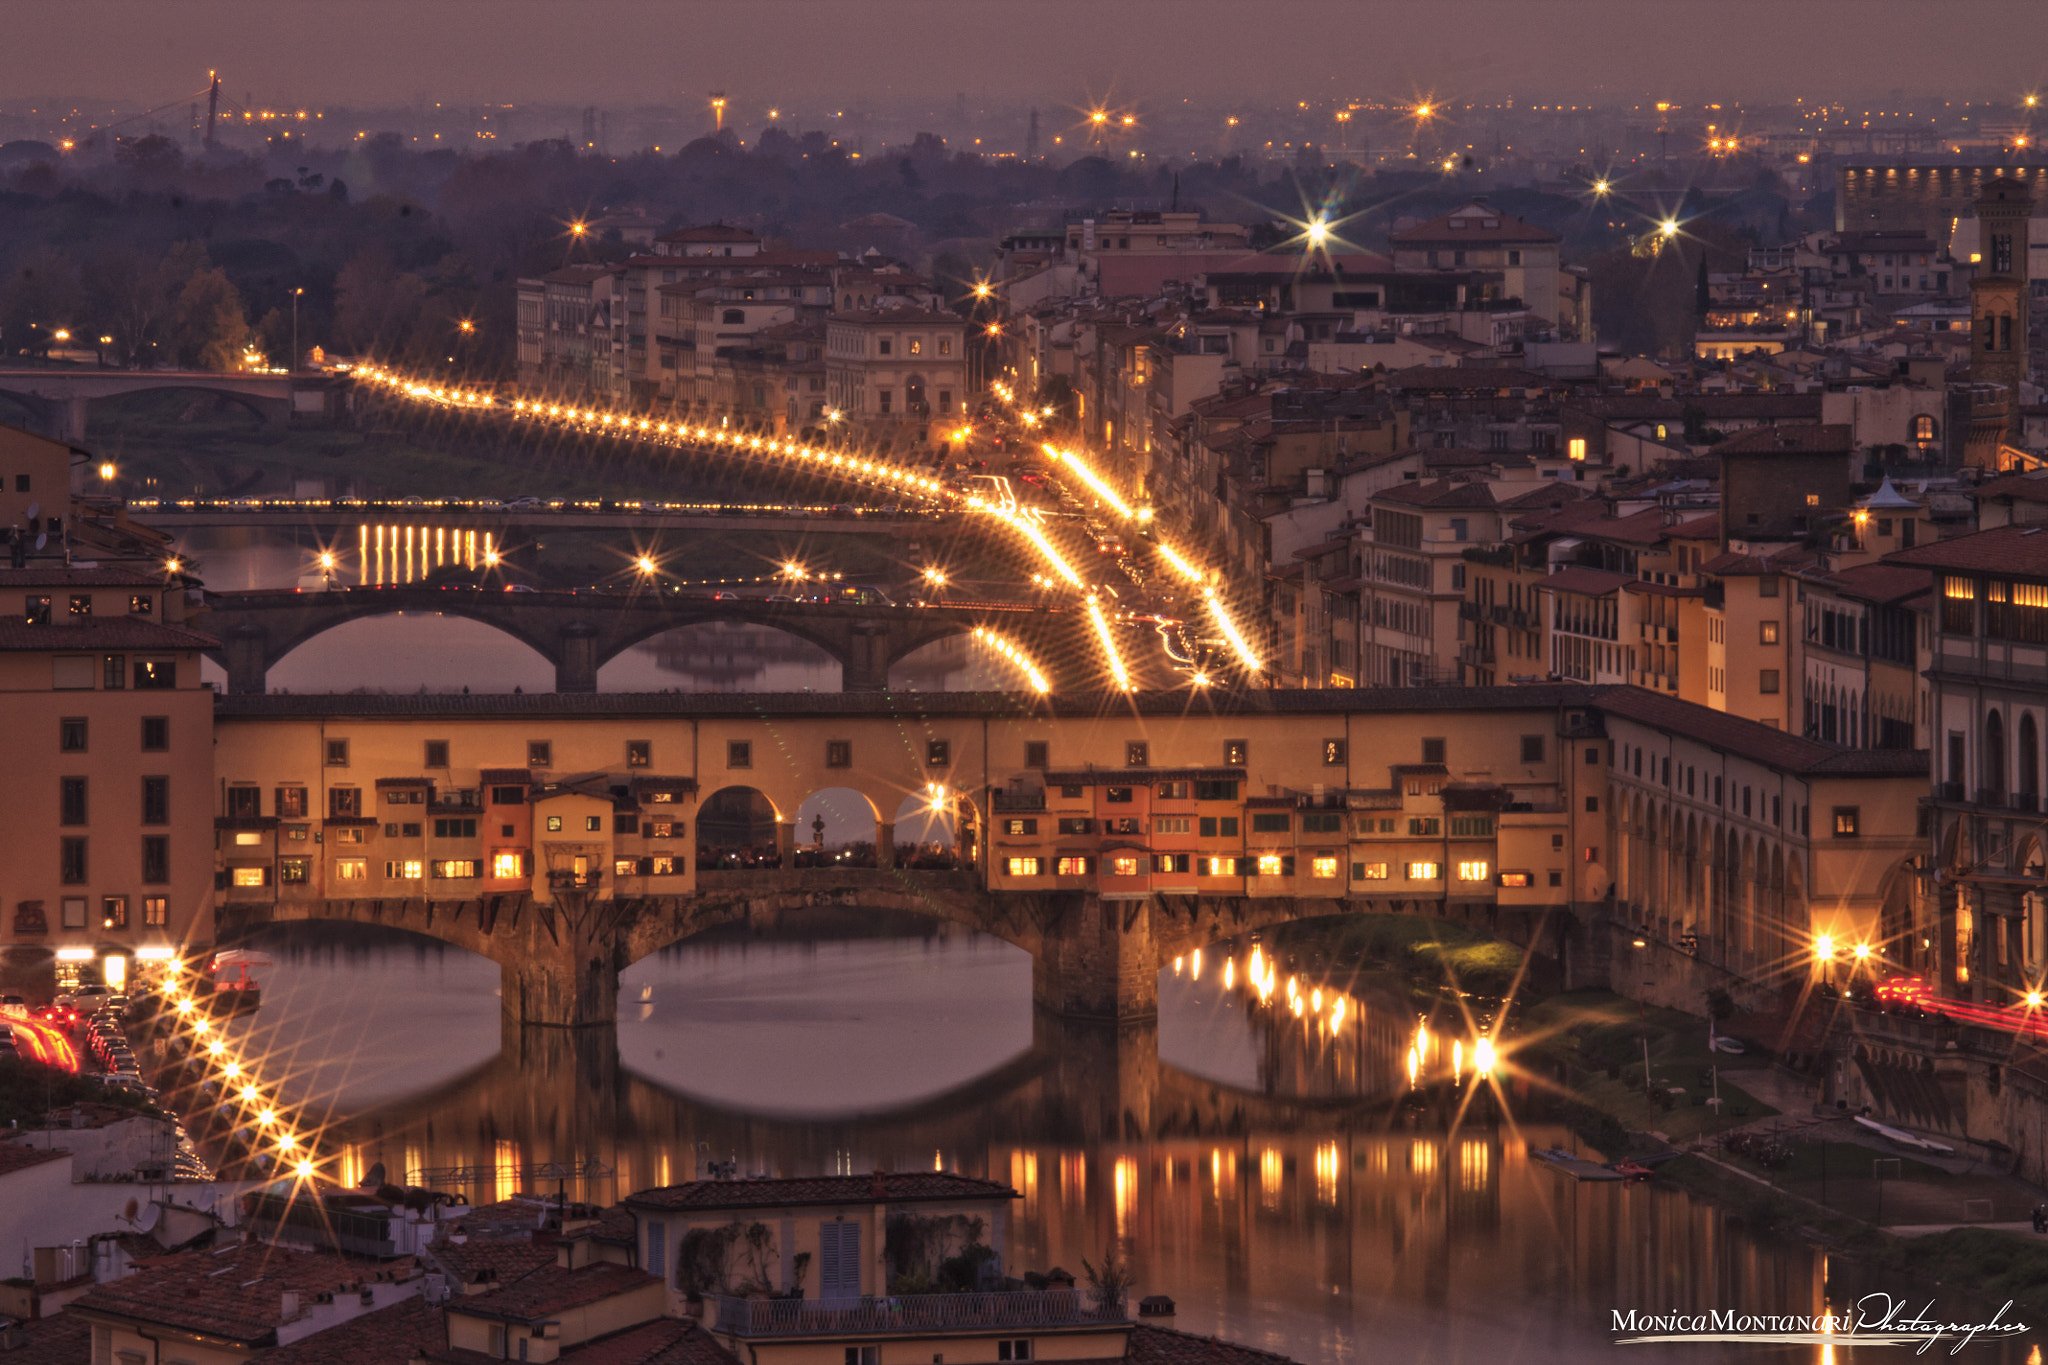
[224,625,270,695]
[58,395,90,446]
[842,623,890,691]
[501,891,623,1027]
[1031,894,1159,1021]
[557,623,598,693]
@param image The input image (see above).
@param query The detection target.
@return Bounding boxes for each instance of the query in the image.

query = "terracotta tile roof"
[1390,203,1560,247]
[0,1145,70,1177]
[1886,525,2048,577]
[72,1243,413,1345]
[251,1297,444,1365]
[429,1236,556,1287]
[0,618,217,651]
[1122,1323,1302,1364]
[447,1264,656,1326]
[655,225,759,244]
[0,1308,92,1365]
[1373,479,1501,509]
[555,1319,734,1365]
[1714,422,1853,456]
[1700,547,1815,577]
[0,566,168,587]
[1542,566,1632,596]
[623,1173,1015,1213]
[1593,689,1926,778]
[1384,366,1547,392]
[1799,561,1932,606]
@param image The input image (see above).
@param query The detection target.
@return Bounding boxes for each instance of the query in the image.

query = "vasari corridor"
[3,3,2048,1361]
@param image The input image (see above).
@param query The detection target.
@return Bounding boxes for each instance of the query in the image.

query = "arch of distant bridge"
[201,586,1066,694]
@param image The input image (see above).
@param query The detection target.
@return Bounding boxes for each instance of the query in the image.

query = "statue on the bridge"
[812,813,826,849]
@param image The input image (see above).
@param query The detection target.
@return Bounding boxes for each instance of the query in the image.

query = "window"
[1585,795,1600,813]
[1833,807,1860,837]
[60,717,87,752]
[1759,669,1780,694]
[1002,818,1038,835]
[142,716,168,751]
[1205,856,1239,876]
[326,739,349,767]
[1156,781,1189,800]
[1406,862,1440,880]
[878,338,893,356]
[614,858,638,877]
[727,741,752,769]
[492,851,526,878]
[1758,577,1779,599]
[490,786,525,806]
[333,826,364,844]
[1126,741,1149,766]
[1760,621,1779,645]
[60,777,87,826]
[546,815,564,832]
[328,786,362,818]
[1302,812,1342,834]
[143,896,167,925]
[826,740,852,768]
[279,859,309,884]
[1323,738,1346,765]
[1421,737,1446,764]
[133,660,175,689]
[1155,816,1191,834]
[627,740,651,768]
[1311,856,1340,879]
[68,594,91,618]
[231,867,266,888]
[59,837,87,883]
[25,595,49,625]
[1250,813,1290,833]
[335,859,367,881]
[528,741,553,768]
[233,831,264,846]
[1407,817,1441,837]
[998,1340,1033,1361]
[143,777,169,826]
[1110,856,1141,877]
[419,740,449,769]
[1024,741,1049,768]
[1105,786,1134,803]
[101,895,127,929]
[103,654,126,689]
[225,785,260,818]
[1498,871,1531,888]
[1456,861,1490,881]
[1057,817,1095,835]
[1224,740,1248,765]
[1056,856,1091,876]
[1568,437,1587,461]
[927,739,950,766]
[1195,780,1238,801]
[1449,816,1494,837]
[434,818,478,839]
[1006,857,1043,876]
[61,898,85,929]
[385,860,425,880]
[1106,816,1141,835]
[1353,862,1389,880]
[129,594,153,615]
[1520,735,1545,763]
[585,815,603,832]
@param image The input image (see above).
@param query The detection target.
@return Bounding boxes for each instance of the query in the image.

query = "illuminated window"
[143,896,168,925]
[1456,861,1490,882]
[1056,856,1090,876]
[546,815,563,832]
[1311,856,1340,878]
[1154,816,1191,834]
[279,860,309,884]
[335,859,368,881]
[1256,854,1285,876]
[1005,857,1043,876]
[1003,818,1037,835]
[1498,871,1531,888]
[1833,807,1859,837]
[1353,861,1389,880]
[101,896,128,928]
[385,860,424,880]
[1110,856,1141,877]
[492,851,525,878]
[1204,856,1237,877]
[614,858,638,877]
[1407,862,1441,880]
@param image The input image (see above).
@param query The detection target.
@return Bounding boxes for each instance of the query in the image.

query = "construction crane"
[205,70,221,148]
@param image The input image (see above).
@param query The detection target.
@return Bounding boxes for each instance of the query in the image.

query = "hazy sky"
[7,0,2046,111]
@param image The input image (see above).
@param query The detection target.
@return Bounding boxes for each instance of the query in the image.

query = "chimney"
[870,1170,888,1200]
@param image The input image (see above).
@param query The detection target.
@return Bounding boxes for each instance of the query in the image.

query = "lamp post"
[290,288,304,372]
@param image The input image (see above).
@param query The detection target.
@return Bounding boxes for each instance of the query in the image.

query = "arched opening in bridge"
[794,787,880,867]
[891,791,961,869]
[888,634,1016,691]
[618,905,1032,1117]
[697,786,783,869]
[599,621,841,692]
[249,613,554,694]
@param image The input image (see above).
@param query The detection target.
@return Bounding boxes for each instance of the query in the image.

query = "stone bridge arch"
[0,371,300,444]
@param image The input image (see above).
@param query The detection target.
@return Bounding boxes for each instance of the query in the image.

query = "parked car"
[57,984,111,1010]
[0,994,27,1020]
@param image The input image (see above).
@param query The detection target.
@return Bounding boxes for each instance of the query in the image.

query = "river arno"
[203,918,2033,1364]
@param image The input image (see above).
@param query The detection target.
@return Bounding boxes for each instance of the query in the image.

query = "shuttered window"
[819,1220,862,1299]
[644,1221,666,1281]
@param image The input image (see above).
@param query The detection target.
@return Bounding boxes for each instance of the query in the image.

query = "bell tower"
[1969,176,2033,455]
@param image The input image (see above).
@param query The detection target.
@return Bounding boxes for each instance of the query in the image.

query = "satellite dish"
[25,502,38,520]
[365,1161,387,1189]
[134,1204,162,1234]
[34,534,46,551]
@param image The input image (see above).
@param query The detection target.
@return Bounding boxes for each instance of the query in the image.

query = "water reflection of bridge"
[315,1012,1819,1353]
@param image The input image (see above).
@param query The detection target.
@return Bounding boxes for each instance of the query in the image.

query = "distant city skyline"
[6,0,2045,111]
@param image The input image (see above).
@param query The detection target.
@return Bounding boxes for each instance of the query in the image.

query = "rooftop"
[0,617,217,651]
[1714,423,1854,456]
[1391,202,1560,246]
[252,1297,444,1365]
[1594,689,1926,779]
[72,1243,414,1345]
[0,1144,69,1178]
[449,1263,657,1326]
[1887,524,2048,577]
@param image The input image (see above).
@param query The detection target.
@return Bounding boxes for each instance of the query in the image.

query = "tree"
[334,247,428,357]
[170,267,251,370]
[0,248,83,357]
[87,243,205,369]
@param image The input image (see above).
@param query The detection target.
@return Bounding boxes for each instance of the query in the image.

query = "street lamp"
[290,288,304,373]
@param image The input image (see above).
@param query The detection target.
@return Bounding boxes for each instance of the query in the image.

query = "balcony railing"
[706,1289,1126,1339]
[547,871,602,890]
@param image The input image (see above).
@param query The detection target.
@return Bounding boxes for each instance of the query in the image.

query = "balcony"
[706,1289,1126,1339]
[547,871,603,890]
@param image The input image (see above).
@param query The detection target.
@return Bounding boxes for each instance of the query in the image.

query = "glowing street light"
[1474,1036,1496,1077]
[1592,178,1611,195]
[635,554,657,576]
[98,462,115,481]
[1305,215,1330,248]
